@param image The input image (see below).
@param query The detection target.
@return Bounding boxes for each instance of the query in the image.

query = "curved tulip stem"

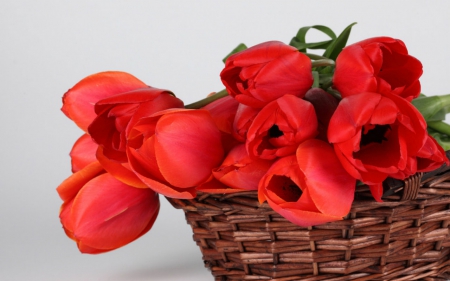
[428,121,450,136]
[319,73,333,90]
[305,53,328,60]
[311,59,335,68]
[185,89,229,109]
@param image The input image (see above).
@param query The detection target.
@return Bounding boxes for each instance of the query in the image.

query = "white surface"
[1,1,450,280]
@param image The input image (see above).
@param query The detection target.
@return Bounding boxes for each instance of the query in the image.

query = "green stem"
[428,121,450,136]
[185,89,229,109]
[312,71,320,88]
[311,59,335,68]
[305,53,328,60]
[319,73,333,90]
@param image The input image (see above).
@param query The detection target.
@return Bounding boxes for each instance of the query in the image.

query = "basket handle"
[400,172,423,201]
[383,153,450,201]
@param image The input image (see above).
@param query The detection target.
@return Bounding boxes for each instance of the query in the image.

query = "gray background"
[1,1,450,280]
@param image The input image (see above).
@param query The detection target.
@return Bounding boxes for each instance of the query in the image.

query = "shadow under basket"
[167,164,450,281]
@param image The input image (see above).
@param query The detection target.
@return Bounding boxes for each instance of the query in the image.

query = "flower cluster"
[57,24,449,254]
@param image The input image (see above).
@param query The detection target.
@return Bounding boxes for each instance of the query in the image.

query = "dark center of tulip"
[242,80,249,90]
[270,175,302,202]
[269,124,284,138]
[360,124,391,147]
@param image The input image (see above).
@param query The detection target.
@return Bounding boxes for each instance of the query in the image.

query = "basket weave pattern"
[168,166,450,280]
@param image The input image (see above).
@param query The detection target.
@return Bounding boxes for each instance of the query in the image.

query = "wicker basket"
[167,159,450,281]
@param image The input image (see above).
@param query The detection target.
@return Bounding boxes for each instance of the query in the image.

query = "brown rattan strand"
[167,167,450,281]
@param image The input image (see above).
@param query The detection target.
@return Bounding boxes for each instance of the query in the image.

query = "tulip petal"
[127,137,167,183]
[76,242,110,254]
[258,155,304,205]
[369,183,383,202]
[196,178,246,194]
[70,134,98,173]
[266,195,343,227]
[230,41,296,66]
[417,135,449,172]
[96,146,147,188]
[154,110,224,188]
[333,45,378,97]
[253,51,313,102]
[297,140,355,217]
[61,71,147,132]
[213,144,273,190]
[70,173,160,251]
[133,171,196,199]
[246,95,317,159]
[328,93,381,144]
[202,95,239,134]
[56,161,104,202]
[233,103,259,142]
[59,199,76,240]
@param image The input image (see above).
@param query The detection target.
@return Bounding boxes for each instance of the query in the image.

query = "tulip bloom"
[88,87,184,162]
[328,91,438,201]
[259,140,356,227]
[220,41,313,108]
[61,71,149,132]
[246,95,317,159]
[333,37,423,101]
[57,162,159,254]
[213,144,274,190]
[127,109,224,199]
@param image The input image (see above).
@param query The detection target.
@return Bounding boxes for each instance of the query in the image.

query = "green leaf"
[223,43,247,63]
[290,40,333,51]
[428,127,450,151]
[323,22,357,60]
[312,71,320,88]
[428,109,447,121]
[412,94,450,121]
[289,25,336,53]
[318,73,333,89]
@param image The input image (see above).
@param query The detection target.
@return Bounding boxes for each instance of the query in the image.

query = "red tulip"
[328,91,431,201]
[88,87,184,162]
[127,109,224,199]
[213,144,274,190]
[220,41,313,108]
[333,37,422,101]
[246,95,317,159]
[57,162,159,254]
[61,71,148,132]
[258,140,355,227]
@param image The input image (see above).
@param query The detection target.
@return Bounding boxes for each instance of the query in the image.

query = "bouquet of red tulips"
[57,23,450,254]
